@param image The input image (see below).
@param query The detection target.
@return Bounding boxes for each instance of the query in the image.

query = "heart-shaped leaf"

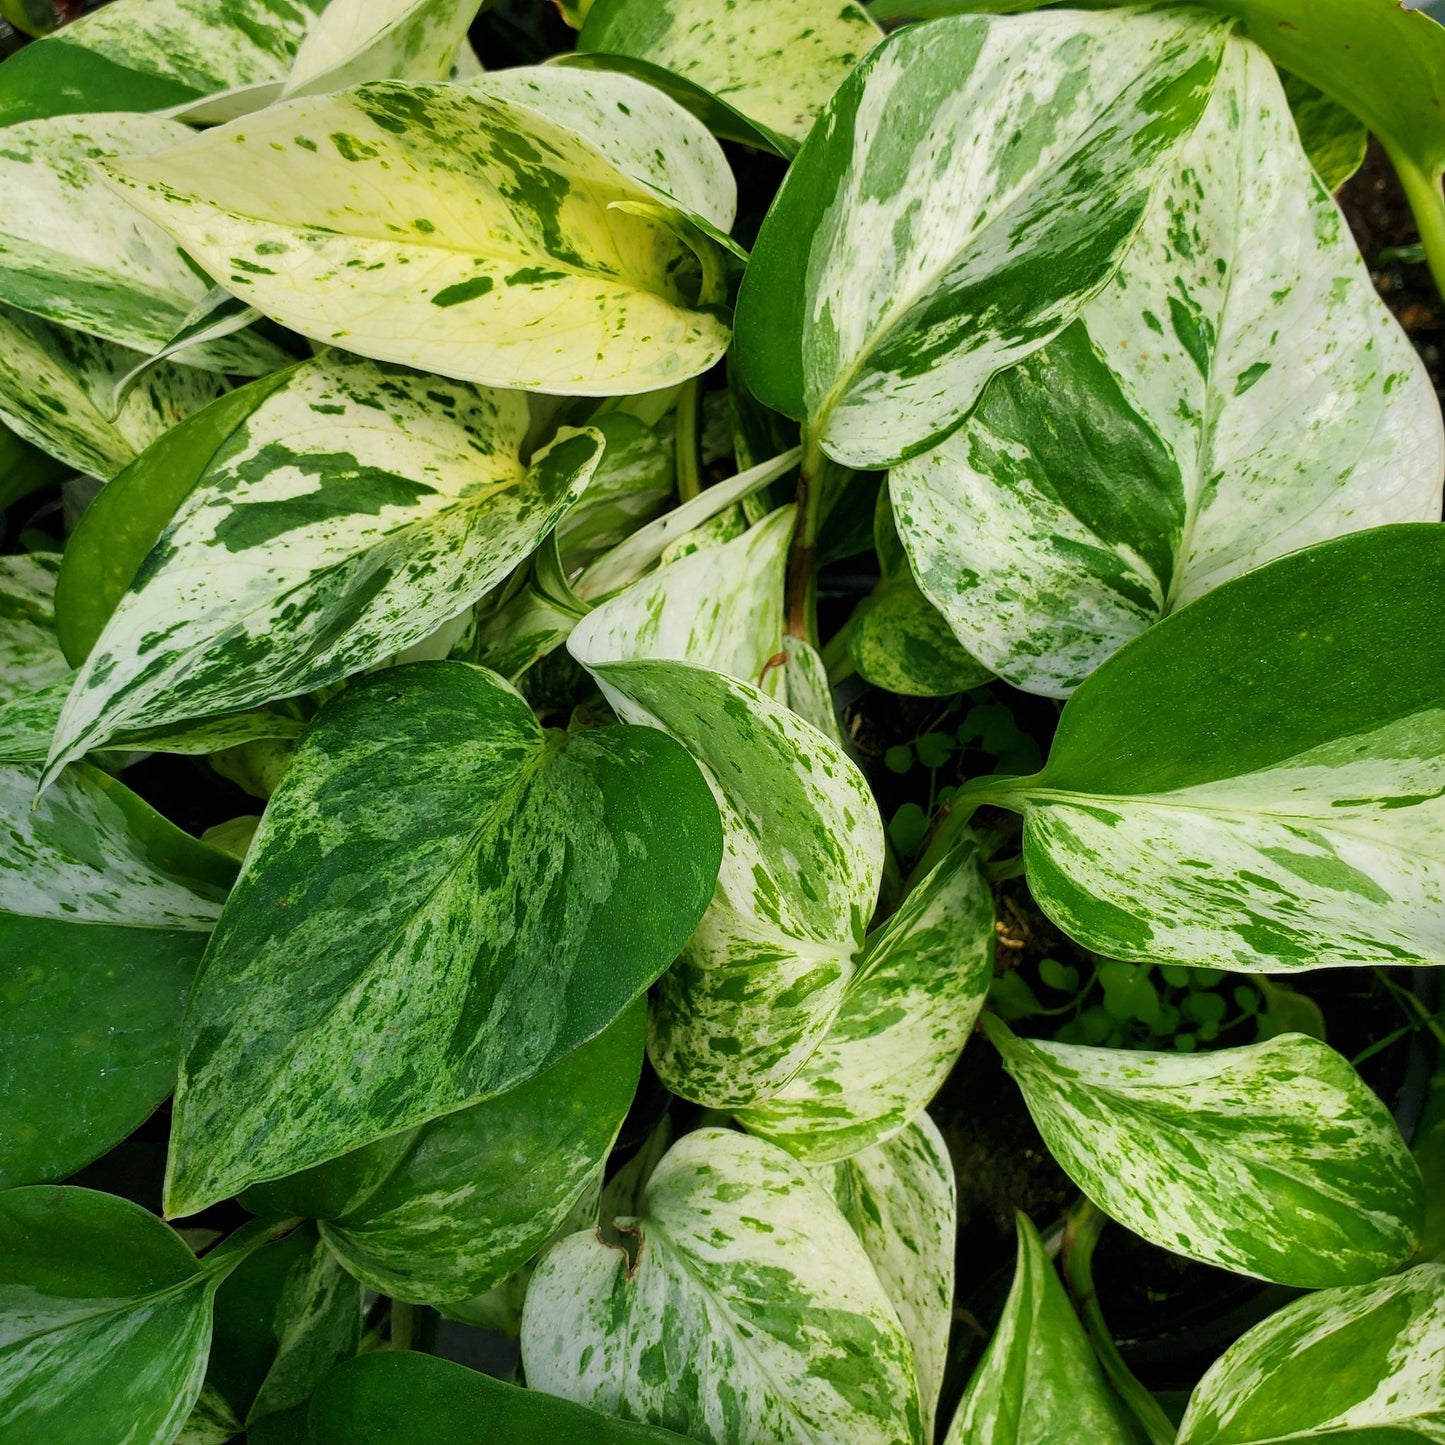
[734,7,1227,468]
[103,81,734,395]
[165,662,721,1215]
[985,1017,1424,1286]
[894,37,1443,695]
[521,1127,923,1445]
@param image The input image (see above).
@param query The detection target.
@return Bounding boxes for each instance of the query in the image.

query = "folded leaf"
[104,81,733,394]
[1177,1264,1445,1444]
[45,354,602,780]
[970,525,1445,972]
[816,1116,956,1441]
[309,1351,695,1444]
[986,1018,1424,1286]
[521,1127,924,1445]
[576,0,881,145]
[944,1212,1133,1445]
[164,662,721,1215]
[734,8,1227,468]
[243,1003,646,1305]
[0,302,224,479]
[894,38,1443,695]
[736,841,993,1161]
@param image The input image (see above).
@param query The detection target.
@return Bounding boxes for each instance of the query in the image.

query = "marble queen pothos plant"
[2,0,1445,1441]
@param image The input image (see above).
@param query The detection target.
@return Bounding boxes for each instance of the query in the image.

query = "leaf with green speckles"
[985,1017,1424,1286]
[282,0,480,98]
[1176,1264,1445,1443]
[735,840,993,1162]
[0,0,327,128]
[893,39,1442,697]
[1280,71,1366,192]
[851,489,991,698]
[521,1127,924,1445]
[577,0,881,146]
[556,412,675,572]
[0,760,234,1187]
[163,661,721,1215]
[0,302,225,479]
[734,7,1228,469]
[240,1003,645,1305]
[310,1351,696,1444]
[0,552,67,706]
[944,1212,1134,1445]
[103,81,733,396]
[43,354,602,782]
[970,526,1445,974]
[571,595,884,1107]
[815,1116,956,1441]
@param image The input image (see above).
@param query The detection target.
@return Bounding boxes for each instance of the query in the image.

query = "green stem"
[674,377,703,504]
[1388,146,1445,305]
[390,1300,416,1352]
[785,433,827,645]
[1062,1200,1177,1445]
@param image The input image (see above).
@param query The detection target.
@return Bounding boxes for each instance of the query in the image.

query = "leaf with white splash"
[242,1003,645,1305]
[282,0,481,98]
[521,1127,924,1445]
[0,114,282,371]
[734,8,1227,469]
[568,636,883,1105]
[815,1116,956,1441]
[0,551,66,704]
[0,303,224,479]
[985,1017,1424,1286]
[556,412,674,572]
[103,81,733,395]
[736,840,993,1161]
[1177,1264,1445,1444]
[164,662,721,1215]
[969,525,1445,973]
[894,38,1443,696]
[577,0,880,146]
[944,1212,1133,1445]
[44,354,603,781]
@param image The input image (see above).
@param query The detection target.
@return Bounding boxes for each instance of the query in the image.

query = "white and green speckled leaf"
[241,1003,646,1306]
[0,0,327,127]
[44,354,602,781]
[282,0,480,97]
[945,1212,1133,1445]
[567,638,883,1106]
[1177,1264,1445,1444]
[103,82,733,395]
[815,1116,956,1441]
[556,412,674,572]
[736,840,993,1161]
[1281,71,1366,192]
[894,38,1443,696]
[0,552,66,704]
[521,1127,924,1445]
[467,65,737,233]
[986,1017,1424,1286]
[576,0,880,145]
[165,662,721,1216]
[970,526,1445,974]
[0,114,281,374]
[0,303,224,479]
[734,7,1227,469]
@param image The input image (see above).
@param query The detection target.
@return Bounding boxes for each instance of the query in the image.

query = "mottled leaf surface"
[577,0,880,144]
[972,526,1445,972]
[945,1213,1132,1445]
[737,842,992,1161]
[988,1019,1424,1286]
[165,663,721,1215]
[282,0,479,97]
[105,82,733,394]
[895,39,1443,695]
[816,1117,956,1440]
[734,8,1227,468]
[0,552,66,703]
[555,411,674,571]
[1177,1264,1445,1444]
[522,1128,923,1445]
[46,355,601,778]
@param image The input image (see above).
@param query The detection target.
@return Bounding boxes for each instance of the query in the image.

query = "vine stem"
[785,433,827,644]
[1388,145,1445,305]
[1061,1199,1178,1445]
[674,376,703,503]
